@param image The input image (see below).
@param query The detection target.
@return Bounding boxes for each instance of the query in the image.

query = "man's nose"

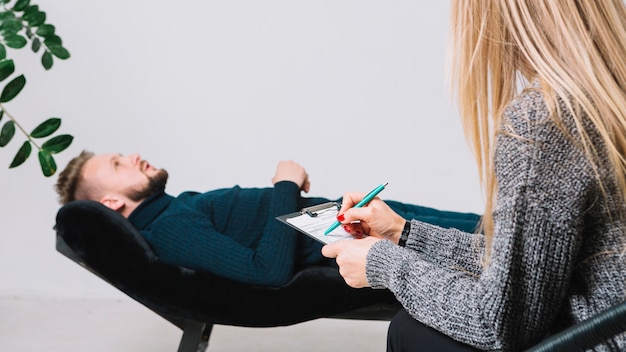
[128,153,141,165]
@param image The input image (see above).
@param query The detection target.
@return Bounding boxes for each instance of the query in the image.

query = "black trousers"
[387,309,481,352]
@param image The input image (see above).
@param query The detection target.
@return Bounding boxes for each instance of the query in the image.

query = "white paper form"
[277,203,357,244]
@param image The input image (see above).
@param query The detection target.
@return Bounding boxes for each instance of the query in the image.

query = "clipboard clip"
[301,202,340,217]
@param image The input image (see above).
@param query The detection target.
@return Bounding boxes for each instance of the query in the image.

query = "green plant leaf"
[23,4,38,16]
[38,150,56,176]
[0,59,14,82]
[0,10,15,21]
[31,37,40,52]
[25,26,33,39]
[48,45,69,60]
[30,117,60,138]
[13,0,30,11]
[0,110,3,122]
[1,19,23,33]
[4,34,27,49]
[41,133,72,154]
[41,50,52,69]
[9,140,31,168]
[0,74,25,102]
[1,28,18,38]
[36,23,54,37]
[24,10,45,26]
[0,120,15,147]
[0,44,6,60]
[43,34,61,46]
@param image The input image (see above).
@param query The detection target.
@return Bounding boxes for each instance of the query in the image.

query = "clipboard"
[277,202,357,244]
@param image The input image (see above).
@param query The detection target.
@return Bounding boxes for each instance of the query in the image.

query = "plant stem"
[0,102,41,150]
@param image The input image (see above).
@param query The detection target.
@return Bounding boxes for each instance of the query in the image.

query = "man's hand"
[321,237,380,288]
[272,160,310,193]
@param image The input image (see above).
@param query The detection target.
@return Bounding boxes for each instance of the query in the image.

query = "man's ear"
[100,196,125,212]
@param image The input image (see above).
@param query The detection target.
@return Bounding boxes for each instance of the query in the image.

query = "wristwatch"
[398,221,410,247]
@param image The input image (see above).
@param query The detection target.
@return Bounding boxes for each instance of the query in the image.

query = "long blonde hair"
[449,0,626,258]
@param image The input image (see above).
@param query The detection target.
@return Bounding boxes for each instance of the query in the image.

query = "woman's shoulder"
[501,87,551,135]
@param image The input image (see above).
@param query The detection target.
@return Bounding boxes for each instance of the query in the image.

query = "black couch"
[55,200,401,351]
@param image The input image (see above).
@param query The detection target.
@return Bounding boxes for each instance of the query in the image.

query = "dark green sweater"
[129,181,480,287]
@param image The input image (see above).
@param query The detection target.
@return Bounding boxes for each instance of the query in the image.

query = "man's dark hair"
[54,150,94,204]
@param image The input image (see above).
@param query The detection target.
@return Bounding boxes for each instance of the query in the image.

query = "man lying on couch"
[54,150,480,287]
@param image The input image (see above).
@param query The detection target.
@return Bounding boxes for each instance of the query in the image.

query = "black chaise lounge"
[54,200,401,351]
[55,200,626,352]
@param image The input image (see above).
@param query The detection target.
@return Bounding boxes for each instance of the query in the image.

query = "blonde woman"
[322,1,626,350]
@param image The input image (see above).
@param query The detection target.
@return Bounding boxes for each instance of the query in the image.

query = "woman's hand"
[272,160,310,193]
[337,192,406,243]
[321,237,380,288]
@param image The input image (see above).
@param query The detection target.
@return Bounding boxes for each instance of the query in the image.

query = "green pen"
[324,182,388,235]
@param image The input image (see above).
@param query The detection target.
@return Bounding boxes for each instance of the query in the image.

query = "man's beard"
[127,169,169,202]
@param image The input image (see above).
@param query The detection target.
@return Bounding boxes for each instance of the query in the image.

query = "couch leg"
[177,321,213,352]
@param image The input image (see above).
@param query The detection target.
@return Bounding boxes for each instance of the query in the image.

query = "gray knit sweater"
[366,88,626,351]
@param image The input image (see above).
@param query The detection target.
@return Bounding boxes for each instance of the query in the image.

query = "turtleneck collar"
[127,191,174,230]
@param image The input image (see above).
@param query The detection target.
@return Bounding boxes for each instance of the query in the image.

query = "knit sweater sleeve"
[366,90,593,351]
[150,181,302,286]
[404,221,485,276]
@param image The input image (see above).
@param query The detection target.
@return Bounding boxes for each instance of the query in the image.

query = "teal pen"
[324,182,388,235]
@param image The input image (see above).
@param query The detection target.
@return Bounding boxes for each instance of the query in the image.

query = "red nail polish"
[337,214,345,221]
[343,225,350,233]
[355,231,363,239]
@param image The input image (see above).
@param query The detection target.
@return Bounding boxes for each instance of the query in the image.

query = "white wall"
[0,0,483,299]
